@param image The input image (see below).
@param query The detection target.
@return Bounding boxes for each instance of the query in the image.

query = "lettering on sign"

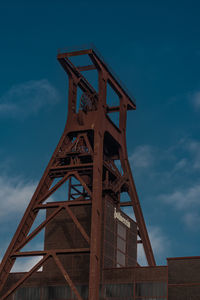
[114,208,130,228]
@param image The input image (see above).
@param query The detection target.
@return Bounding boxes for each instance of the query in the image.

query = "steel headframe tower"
[0,47,155,300]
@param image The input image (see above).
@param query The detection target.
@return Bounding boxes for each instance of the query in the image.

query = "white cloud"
[159,183,200,210]
[137,244,147,266]
[0,79,60,117]
[159,181,200,230]
[10,241,44,272]
[183,212,200,230]
[0,174,45,272]
[149,226,170,259]
[0,241,10,263]
[173,158,187,172]
[166,138,200,171]
[137,225,170,266]
[11,256,43,273]
[129,139,200,232]
[190,91,200,110]
[187,140,200,169]
[121,209,169,265]
[0,240,44,272]
[0,176,36,219]
[129,145,155,168]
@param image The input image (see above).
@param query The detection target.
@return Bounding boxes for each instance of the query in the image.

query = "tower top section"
[57,46,136,114]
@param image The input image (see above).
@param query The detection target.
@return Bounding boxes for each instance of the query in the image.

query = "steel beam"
[0,47,155,299]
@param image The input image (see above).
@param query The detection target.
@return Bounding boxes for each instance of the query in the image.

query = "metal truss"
[0,47,155,300]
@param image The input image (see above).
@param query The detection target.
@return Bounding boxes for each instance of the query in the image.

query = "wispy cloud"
[137,244,147,266]
[137,225,170,266]
[0,79,60,117]
[183,212,200,230]
[129,145,155,168]
[0,241,44,273]
[0,175,45,272]
[11,256,43,272]
[130,138,200,231]
[0,176,36,220]
[187,140,200,169]
[172,158,188,172]
[159,182,200,230]
[159,183,200,210]
[126,210,169,265]
[189,91,200,110]
[130,138,200,178]
[149,225,170,260]
[10,241,44,272]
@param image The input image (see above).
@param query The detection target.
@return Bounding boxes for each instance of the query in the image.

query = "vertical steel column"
[88,69,107,300]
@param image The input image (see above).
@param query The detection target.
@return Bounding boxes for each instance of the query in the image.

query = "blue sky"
[0,0,200,268]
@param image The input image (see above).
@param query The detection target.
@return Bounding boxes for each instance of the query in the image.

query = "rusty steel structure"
[0,47,155,300]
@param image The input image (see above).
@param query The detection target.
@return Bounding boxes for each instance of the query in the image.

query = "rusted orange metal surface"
[0,47,155,300]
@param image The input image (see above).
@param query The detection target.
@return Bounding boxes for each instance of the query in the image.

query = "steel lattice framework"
[0,47,155,300]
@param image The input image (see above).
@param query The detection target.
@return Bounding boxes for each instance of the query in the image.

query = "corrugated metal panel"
[103,283,133,298]
[14,285,89,300]
[43,286,71,299]
[135,281,167,297]
[14,287,40,300]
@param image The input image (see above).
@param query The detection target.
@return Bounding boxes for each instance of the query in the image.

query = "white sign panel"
[114,208,130,228]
